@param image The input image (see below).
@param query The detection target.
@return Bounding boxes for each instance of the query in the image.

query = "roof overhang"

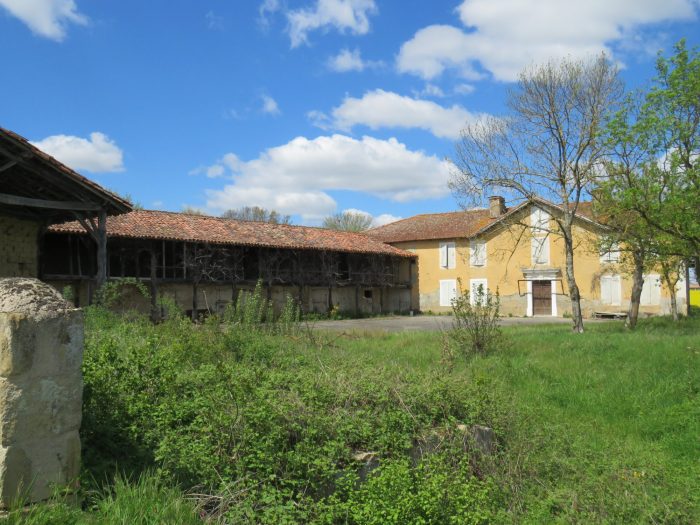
[0,127,132,223]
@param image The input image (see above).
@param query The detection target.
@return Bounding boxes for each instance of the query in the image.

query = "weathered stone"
[352,451,380,482]
[0,278,72,321]
[470,425,495,455]
[0,315,35,377]
[0,278,82,507]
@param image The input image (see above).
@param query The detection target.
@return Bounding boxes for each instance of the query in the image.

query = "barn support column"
[149,245,159,323]
[95,210,107,291]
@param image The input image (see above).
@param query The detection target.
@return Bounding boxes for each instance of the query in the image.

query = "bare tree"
[222,206,292,224]
[323,211,373,232]
[451,55,622,333]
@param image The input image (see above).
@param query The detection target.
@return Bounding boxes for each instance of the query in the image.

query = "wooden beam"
[95,210,108,290]
[0,159,17,173]
[0,192,101,211]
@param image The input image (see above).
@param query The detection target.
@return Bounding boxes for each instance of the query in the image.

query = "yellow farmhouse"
[369,196,687,318]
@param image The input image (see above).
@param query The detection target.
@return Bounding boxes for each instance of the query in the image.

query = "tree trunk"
[625,249,645,330]
[661,267,680,321]
[564,232,584,333]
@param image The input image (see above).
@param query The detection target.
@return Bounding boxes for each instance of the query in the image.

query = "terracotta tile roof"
[368,199,598,243]
[49,209,416,258]
[367,208,498,243]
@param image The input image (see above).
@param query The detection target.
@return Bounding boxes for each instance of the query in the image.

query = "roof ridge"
[138,208,377,236]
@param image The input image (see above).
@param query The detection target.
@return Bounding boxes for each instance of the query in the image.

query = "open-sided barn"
[44,210,417,318]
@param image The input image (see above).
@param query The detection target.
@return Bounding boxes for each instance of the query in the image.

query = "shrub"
[447,282,502,360]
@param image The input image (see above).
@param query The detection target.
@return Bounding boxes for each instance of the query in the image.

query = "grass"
[317,318,700,522]
[13,313,700,523]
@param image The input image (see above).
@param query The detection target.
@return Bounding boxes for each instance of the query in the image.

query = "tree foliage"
[222,206,292,224]
[323,211,373,232]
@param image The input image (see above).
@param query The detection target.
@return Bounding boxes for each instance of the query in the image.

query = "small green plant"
[94,278,150,309]
[447,281,502,359]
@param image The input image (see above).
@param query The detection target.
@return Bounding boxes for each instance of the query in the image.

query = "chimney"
[489,196,506,218]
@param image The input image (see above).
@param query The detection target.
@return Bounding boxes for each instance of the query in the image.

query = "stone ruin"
[0,278,82,506]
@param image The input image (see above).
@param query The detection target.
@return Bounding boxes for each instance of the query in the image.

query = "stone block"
[0,431,80,504]
[0,278,83,507]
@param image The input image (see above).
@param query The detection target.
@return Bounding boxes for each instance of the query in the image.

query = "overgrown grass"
[19,310,700,523]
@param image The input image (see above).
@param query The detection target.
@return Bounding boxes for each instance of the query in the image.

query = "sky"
[1,0,699,226]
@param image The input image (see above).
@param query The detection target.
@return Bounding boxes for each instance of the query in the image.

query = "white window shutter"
[601,276,612,304]
[470,279,488,306]
[531,207,549,233]
[641,274,661,306]
[439,242,447,268]
[541,236,549,264]
[470,240,486,266]
[611,275,622,305]
[447,243,456,269]
[440,279,457,307]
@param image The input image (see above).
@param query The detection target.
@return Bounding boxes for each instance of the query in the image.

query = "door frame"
[523,269,560,316]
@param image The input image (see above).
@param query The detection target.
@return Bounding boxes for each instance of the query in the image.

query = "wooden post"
[149,246,159,323]
[95,210,108,291]
[192,281,198,322]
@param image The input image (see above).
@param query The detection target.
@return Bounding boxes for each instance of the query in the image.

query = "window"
[363,289,373,300]
[470,239,486,267]
[531,235,550,265]
[600,243,621,264]
[439,279,457,307]
[640,274,661,306]
[469,278,488,306]
[439,241,456,269]
[531,206,550,233]
[600,274,622,305]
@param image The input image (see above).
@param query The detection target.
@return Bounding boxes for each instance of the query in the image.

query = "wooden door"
[532,280,552,315]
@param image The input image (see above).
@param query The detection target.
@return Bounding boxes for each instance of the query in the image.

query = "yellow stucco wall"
[0,214,40,278]
[393,207,686,318]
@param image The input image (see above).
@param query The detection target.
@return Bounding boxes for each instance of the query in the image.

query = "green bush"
[446,283,502,360]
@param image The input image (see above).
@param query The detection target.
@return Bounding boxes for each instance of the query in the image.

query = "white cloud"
[258,0,279,29]
[372,213,401,227]
[454,83,475,95]
[260,94,280,115]
[205,10,224,30]
[202,134,451,221]
[31,132,124,173]
[0,0,87,41]
[340,208,401,227]
[326,48,382,72]
[310,89,486,140]
[287,0,377,48]
[397,0,699,82]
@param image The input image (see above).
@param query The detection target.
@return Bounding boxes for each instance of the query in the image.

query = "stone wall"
[0,215,40,278]
[0,278,82,506]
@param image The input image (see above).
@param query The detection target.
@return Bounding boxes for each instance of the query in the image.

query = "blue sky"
[1,0,699,225]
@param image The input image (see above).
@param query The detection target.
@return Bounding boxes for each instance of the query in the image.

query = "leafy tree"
[629,40,700,277]
[595,94,658,329]
[221,206,292,224]
[597,40,700,324]
[451,55,622,332]
[322,211,373,232]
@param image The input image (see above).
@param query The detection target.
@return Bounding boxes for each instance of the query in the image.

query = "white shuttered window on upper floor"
[531,235,550,265]
[470,240,486,267]
[439,241,456,269]
[531,206,550,234]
